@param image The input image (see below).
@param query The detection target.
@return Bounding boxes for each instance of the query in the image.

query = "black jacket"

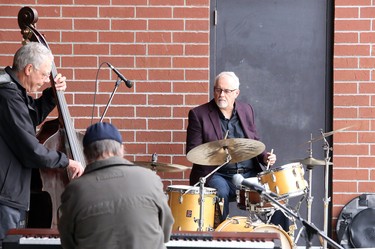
[0,66,69,210]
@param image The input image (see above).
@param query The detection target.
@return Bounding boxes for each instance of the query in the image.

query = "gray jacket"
[58,156,174,249]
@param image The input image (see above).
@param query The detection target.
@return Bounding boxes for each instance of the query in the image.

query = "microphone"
[232,174,267,194]
[106,62,133,88]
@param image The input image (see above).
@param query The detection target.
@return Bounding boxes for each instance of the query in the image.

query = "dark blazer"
[186,99,267,185]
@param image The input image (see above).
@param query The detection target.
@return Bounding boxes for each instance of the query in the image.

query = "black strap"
[337,212,351,243]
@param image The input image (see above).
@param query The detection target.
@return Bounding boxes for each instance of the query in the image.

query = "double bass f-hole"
[18,6,86,228]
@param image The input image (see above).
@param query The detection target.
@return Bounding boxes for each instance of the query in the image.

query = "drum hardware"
[186,146,233,231]
[236,182,279,224]
[133,153,190,172]
[295,127,344,249]
[248,180,343,249]
[294,134,320,244]
[321,129,333,249]
[299,130,336,249]
[185,138,265,231]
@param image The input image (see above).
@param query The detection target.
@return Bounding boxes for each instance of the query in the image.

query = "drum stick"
[224,130,229,139]
[266,149,273,170]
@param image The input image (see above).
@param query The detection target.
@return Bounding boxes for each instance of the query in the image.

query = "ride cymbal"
[133,161,189,172]
[308,126,352,143]
[187,138,265,166]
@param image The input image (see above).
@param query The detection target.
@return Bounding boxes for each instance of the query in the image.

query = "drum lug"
[197,197,205,205]
[271,174,276,182]
[275,186,280,194]
[232,217,241,225]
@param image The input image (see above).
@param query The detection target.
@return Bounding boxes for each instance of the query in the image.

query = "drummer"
[186,71,289,231]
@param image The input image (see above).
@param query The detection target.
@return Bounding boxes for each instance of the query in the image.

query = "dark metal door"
[210,0,334,246]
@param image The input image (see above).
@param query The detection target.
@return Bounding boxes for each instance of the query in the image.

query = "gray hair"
[83,139,124,163]
[214,71,240,89]
[12,42,53,72]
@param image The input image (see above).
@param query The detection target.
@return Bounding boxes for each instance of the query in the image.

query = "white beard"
[217,99,228,109]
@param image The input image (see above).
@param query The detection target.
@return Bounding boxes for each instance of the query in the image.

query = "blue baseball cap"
[83,122,122,147]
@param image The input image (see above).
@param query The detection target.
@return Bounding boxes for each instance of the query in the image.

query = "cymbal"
[133,161,189,172]
[292,157,333,166]
[186,138,265,166]
[308,126,352,143]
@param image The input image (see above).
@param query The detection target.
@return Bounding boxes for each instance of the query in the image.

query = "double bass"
[17,7,86,229]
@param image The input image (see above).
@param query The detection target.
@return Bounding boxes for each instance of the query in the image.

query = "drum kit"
[135,127,350,249]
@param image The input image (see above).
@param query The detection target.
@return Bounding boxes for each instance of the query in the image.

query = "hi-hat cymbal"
[133,161,189,172]
[187,138,265,166]
[292,157,333,166]
[308,126,352,143]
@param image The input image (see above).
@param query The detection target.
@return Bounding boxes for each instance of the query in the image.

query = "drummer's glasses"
[214,88,237,94]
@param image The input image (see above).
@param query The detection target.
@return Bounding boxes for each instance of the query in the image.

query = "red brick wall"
[0,0,372,238]
[333,0,375,232]
[0,1,210,188]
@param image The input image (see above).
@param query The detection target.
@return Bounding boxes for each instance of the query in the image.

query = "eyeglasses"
[214,88,237,94]
[34,67,51,80]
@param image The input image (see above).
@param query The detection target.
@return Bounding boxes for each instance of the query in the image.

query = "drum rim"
[166,185,217,193]
[215,216,253,231]
[253,224,294,249]
[215,217,293,249]
[258,162,302,175]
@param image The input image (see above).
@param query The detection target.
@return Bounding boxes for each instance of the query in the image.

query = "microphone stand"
[100,78,121,122]
[258,188,343,249]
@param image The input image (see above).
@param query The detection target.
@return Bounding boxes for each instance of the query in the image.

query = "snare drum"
[216,216,294,249]
[166,185,217,231]
[237,186,285,212]
[258,163,308,199]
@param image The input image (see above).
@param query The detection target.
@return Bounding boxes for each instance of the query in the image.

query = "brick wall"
[0,1,210,188]
[0,0,373,239]
[333,0,375,231]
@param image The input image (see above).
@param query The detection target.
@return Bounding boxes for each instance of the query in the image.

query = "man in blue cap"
[58,122,174,249]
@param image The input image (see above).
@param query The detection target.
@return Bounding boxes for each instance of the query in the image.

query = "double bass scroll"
[17,6,86,229]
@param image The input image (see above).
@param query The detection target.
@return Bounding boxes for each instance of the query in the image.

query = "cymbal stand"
[184,147,231,231]
[321,130,332,249]
[295,134,315,243]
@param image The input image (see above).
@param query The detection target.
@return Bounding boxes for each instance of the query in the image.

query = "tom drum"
[258,163,308,199]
